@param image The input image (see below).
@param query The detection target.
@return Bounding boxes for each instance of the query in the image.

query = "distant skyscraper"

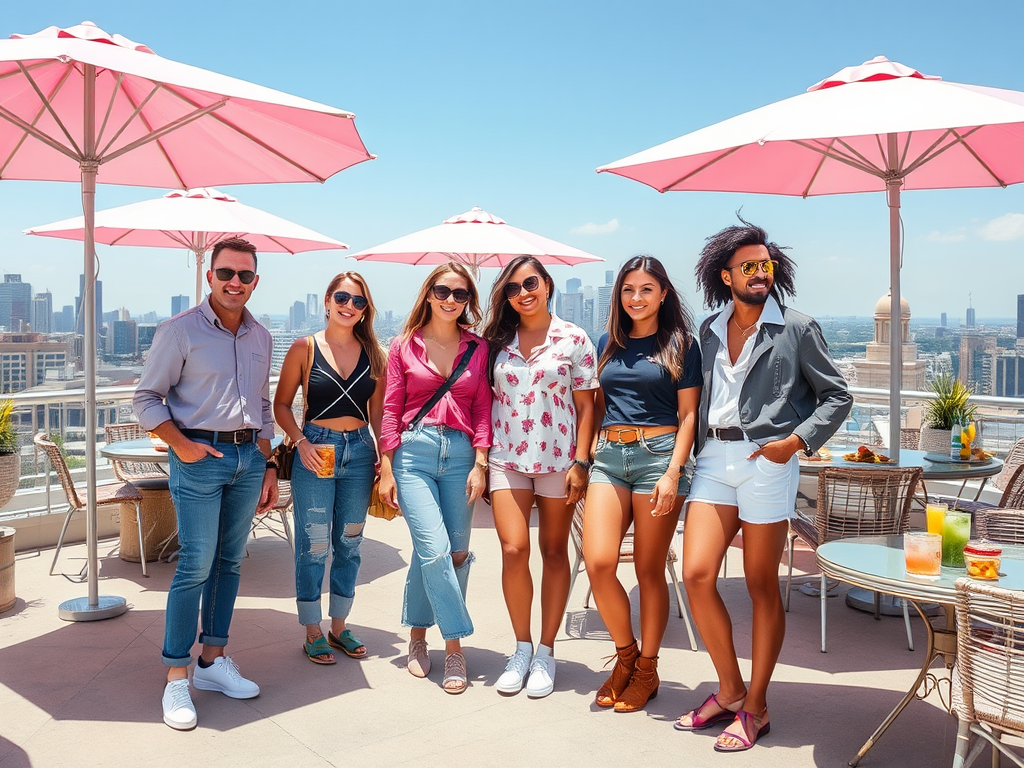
[1017,295,1024,340]
[55,305,74,333]
[940,312,947,327]
[289,300,306,331]
[605,270,614,286]
[75,274,102,337]
[306,293,319,322]
[597,284,612,335]
[0,274,32,332]
[966,307,976,328]
[563,292,583,326]
[32,292,52,334]
[566,278,582,294]
[171,295,190,316]
[108,319,138,356]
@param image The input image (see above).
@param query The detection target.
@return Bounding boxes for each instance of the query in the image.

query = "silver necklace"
[732,315,758,337]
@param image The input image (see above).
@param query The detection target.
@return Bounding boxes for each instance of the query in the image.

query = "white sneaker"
[162,679,197,730]
[526,653,555,698]
[496,644,533,694]
[191,656,260,699]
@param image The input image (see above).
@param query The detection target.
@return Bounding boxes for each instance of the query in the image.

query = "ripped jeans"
[291,424,376,626]
[394,425,476,640]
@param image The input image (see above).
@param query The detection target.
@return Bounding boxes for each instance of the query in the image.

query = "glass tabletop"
[799,448,1003,480]
[817,535,1024,604]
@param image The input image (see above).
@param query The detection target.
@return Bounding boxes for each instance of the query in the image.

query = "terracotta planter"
[0,452,18,509]
[919,426,952,454]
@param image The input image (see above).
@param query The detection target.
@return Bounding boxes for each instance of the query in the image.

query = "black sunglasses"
[431,285,471,304]
[214,267,256,284]
[504,274,541,299]
[333,291,368,310]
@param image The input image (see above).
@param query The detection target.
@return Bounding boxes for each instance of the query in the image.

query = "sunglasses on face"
[503,274,541,299]
[726,259,778,277]
[430,285,471,304]
[213,268,256,284]
[333,291,368,310]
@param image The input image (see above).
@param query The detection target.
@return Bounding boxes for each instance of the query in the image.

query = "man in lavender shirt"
[134,237,278,731]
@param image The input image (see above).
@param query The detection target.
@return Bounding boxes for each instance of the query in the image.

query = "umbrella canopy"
[348,206,604,277]
[0,21,373,620]
[597,55,1024,460]
[25,187,349,304]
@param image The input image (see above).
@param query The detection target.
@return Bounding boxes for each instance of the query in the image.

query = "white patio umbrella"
[25,187,349,305]
[348,206,603,278]
[598,56,1024,461]
[0,21,373,620]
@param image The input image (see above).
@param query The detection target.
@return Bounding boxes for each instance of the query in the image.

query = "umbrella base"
[58,595,128,622]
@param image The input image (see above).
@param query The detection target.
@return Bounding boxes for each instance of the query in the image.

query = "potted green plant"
[0,400,19,508]
[920,374,978,453]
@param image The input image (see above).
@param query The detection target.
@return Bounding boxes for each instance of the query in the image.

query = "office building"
[53,305,74,333]
[1017,295,1024,341]
[966,306,976,328]
[566,278,582,295]
[941,312,947,327]
[171,295,190,316]
[306,293,320,323]
[107,319,139,357]
[288,300,306,331]
[75,274,103,338]
[0,275,32,332]
[0,333,71,393]
[137,324,157,353]
[562,291,583,326]
[988,352,1024,397]
[959,333,997,392]
[32,292,52,334]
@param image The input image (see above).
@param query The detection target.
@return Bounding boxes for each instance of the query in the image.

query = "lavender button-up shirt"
[133,299,274,439]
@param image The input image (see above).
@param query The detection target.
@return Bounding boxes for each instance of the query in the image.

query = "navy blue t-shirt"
[598,333,703,427]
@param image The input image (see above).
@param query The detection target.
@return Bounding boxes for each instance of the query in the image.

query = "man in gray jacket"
[675,219,851,752]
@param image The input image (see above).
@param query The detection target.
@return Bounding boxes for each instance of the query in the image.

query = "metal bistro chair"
[248,480,294,555]
[35,433,147,577]
[568,500,698,651]
[786,465,923,653]
[952,577,1024,768]
[104,423,168,484]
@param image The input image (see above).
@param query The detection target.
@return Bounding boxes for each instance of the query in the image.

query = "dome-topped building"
[853,291,927,391]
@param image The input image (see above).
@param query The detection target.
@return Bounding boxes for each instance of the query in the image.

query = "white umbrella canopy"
[348,206,604,277]
[25,187,349,304]
[598,55,1024,460]
[0,20,373,620]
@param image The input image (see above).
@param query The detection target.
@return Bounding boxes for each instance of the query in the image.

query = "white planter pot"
[919,426,952,454]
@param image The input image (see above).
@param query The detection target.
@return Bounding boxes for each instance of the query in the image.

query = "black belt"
[707,427,746,442]
[181,428,258,445]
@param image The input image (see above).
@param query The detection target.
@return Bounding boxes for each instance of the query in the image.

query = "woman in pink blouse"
[378,262,491,695]
[481,255,598,699]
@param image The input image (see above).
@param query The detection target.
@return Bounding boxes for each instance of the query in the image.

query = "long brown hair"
[325,271,387,380]
[481,255,554,385]
[401,262,482,339]
[598,256,694,382]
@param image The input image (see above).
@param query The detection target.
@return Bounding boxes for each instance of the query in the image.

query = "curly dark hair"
[694,214,796,309]
[481,255,555,385]
[598,255,695,382]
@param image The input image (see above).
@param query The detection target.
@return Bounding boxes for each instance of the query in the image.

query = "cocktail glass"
[926,503,948,535]
[941,510,972,568]
[904,532,942,578]
[314,444,335,478]
[960,422,976,461]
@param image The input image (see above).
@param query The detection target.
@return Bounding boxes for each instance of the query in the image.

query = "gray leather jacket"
[695,304,852,456]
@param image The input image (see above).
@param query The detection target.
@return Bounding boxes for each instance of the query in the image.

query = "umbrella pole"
[194,247,204,307]
[886,152,903,462]
[59,64,127,622]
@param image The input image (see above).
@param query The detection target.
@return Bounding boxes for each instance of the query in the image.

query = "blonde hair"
[401,262,482,339]
[324,271,387,379]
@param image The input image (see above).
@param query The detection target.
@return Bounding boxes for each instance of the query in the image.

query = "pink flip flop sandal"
[714,709,770,752]
[674,693,740,731]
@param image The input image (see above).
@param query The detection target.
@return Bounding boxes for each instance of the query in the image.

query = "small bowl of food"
[964,540,1002,580]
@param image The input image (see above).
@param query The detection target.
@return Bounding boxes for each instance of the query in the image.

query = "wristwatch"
[265,460,277,471]
[573,459,593,471]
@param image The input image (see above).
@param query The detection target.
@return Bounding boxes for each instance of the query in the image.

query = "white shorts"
[489,464,569,499]
[687,438,799,524]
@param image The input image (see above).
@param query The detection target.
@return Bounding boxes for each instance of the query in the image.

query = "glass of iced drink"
[314,444,335,478]
[904,532,942,578]
[941,511,972,568]
[925,503,948,535]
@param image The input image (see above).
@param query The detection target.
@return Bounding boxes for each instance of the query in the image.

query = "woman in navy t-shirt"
[583,255,702,713]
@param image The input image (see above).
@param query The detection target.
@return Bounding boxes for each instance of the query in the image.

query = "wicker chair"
[786,465,923,653]
[248,480,294,554]
[568,500,698,651]
[952,578,1024,768]
[930,464,1024,516]
[34,433,147,577]
[104,423,167,484]
[974,508,1024,545]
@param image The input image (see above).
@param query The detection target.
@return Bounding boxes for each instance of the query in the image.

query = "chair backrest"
[814,466,922,544]
[105,422,146,443]
[994,438,1024,492]
[571,499,585,558]
[103,423,165,483]
[954,577,1024,736]
[974,508,1024,545]
[998,464,1024,509]
[34,433,83,510]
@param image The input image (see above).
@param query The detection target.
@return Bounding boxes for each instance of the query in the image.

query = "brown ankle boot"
[614,655,659,712]
[595,640,639,708]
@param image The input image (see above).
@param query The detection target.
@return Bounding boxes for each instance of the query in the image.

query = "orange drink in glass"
[926,503,948,535]
[904,532,942,578]
[314,444,335,478]
[960,422,976,460]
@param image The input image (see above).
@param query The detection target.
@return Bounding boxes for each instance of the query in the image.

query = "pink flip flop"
[713,709,770,752]
[674,693,740,731]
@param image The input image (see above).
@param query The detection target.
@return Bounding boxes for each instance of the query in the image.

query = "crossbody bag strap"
[408,340,478,431]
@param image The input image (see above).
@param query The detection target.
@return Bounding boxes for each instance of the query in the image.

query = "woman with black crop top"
[583,256,702,712]
[274,272,387,665]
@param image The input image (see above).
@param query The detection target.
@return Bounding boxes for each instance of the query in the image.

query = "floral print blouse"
[490,315,598,474]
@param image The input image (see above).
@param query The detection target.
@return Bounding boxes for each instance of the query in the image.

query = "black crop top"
[305,342,375,422]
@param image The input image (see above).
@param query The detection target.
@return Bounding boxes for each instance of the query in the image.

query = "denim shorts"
[590,431,691,496]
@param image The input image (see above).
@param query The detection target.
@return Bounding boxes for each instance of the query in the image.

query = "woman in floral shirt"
[482,255,598,699]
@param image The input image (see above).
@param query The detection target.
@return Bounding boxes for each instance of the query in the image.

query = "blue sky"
[1,1,1023,322]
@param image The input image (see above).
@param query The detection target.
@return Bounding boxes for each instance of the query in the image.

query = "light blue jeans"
[163,441,265,667]
[393,425,476,640]
[291,424,377,626]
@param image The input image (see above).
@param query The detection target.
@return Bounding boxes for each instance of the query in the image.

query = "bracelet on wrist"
[265,460,278,471]
[475,461,489,471]
[573,458,593,471]
[293,436,307,446]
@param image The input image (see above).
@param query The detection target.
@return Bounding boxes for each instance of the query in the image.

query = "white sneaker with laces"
[496,643,533,694]
[526,652,555,698]
[191,656,260,699]
[162,678,197,730]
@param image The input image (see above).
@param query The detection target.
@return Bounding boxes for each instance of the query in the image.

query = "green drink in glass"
[941,511,972,568]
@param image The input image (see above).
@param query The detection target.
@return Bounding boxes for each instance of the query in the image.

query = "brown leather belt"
[601,425,677,444]
[707,426,746,442]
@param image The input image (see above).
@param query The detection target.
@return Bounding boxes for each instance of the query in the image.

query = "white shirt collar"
[710,295,784,344]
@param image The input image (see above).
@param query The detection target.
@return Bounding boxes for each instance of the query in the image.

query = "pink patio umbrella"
[598,55,1024,461]
[0,21,373,620]
[348,206,604,278]
[25,187,349,305]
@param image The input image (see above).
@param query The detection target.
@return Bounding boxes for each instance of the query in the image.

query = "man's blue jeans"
[162,441,265,667]
[291,424,376,626]
[393,425,475,641]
